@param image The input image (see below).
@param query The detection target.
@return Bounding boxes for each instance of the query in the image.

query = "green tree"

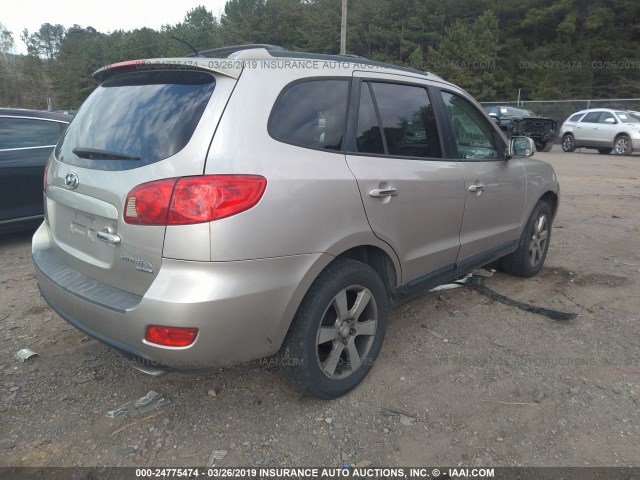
[428,11,503,100]
[220,0,267,45]
[51,26,105,108]
[21,23,65,64]
[169,6,222,55]
[0,22,17,106]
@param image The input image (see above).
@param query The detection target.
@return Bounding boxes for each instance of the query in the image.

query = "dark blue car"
[0,109,72,233]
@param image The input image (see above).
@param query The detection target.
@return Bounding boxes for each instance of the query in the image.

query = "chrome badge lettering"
[119,255,153,274]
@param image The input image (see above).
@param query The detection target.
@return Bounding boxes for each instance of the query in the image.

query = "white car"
[560,108,640,155]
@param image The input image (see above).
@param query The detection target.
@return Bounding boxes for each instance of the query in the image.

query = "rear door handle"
[468,184,486,192]
[369,187,398,198]
[97,229,121,244]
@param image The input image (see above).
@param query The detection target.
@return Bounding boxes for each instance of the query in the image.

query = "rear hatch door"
[46,61,240,296]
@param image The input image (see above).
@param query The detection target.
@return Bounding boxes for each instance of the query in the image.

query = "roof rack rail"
[184,43,429,77]
[187,44,287,58]
[269,50,428,77]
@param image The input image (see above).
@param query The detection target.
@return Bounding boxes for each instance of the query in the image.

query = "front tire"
[278,259,388,399]
[535,141,551,152]
[614,134,632,156]
[501,201,552,277]
[562,134,576,152]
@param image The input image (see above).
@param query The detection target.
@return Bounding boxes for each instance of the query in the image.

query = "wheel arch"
[613,131,632,145]
[612,132,633,154]
[273,239,401,355]
[333,245,399,298]
[539,191,559,220]
[614,131,632,140]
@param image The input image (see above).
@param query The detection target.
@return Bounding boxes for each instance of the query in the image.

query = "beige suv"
[32,45,559,399]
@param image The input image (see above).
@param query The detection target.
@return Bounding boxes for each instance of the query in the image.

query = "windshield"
[616,111,640,124]
[486,106,537,117]
[502,107,536,117]
[56,70,216,170]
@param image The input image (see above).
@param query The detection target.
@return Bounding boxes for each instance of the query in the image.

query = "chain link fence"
[483,99,640,132]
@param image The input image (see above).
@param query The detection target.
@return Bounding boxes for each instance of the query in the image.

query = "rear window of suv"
[55,70,215,170]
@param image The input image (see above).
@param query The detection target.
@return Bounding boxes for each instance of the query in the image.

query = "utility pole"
[340,0,347,55]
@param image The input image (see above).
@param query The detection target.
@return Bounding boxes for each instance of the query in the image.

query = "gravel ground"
[1,150,639,468]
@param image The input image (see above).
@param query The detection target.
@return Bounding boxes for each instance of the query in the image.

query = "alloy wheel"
[615,136,630,155]
[529,214,549,268]
[315,285,378,380]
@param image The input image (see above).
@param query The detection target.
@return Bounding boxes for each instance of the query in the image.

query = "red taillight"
[124,178,177,225]
[145,325,198,347]
[124,175,266,225]
[109,59,146,70]
[169,175,267,224]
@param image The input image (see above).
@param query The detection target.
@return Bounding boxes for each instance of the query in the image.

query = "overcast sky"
[1,0,229,54]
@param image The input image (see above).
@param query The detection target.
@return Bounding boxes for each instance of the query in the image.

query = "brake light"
[108,59,146,70]
[145,325,198,347]
[124,178,177,225]
[124,175,266,225]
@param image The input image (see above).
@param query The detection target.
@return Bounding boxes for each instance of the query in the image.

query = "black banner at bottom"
[1,467,639,480]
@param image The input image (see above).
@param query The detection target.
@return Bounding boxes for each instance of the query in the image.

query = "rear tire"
[562,134,576,152]
[614,134,632,156]
[540,141,554,152]
[277,259,388,399]
[501,201,552,278]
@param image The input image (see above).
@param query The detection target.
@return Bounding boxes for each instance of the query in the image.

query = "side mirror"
[604,117,616,124]
[509,136,535,158]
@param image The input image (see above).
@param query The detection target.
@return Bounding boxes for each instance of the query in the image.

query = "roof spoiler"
[187,44,287,58]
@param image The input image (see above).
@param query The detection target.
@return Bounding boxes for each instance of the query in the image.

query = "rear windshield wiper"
[72,147,140,161]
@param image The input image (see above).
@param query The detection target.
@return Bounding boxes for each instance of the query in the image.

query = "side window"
[598,112,616,124]
[269,79,349,151]
[569,113,584,122]
[440,92,499,159]
[355,83,384,154]
[369,82,442,158]
[581,112,600,123]
[0,118,63,150]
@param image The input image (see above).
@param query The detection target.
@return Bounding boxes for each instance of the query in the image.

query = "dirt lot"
[1,150,639,469]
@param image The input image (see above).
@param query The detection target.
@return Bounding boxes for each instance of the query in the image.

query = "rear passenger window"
[269,79,349,151]
[569,113,583,122]
[0,118,63,150]
[581,112,600,123]
[355,83,384,154]
[368,82,442,158]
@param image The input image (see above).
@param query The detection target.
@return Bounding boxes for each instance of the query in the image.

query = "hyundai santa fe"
[33,45,559,399]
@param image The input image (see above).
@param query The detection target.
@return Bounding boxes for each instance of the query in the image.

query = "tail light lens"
[145,325,198,347]
[124,175,266,225]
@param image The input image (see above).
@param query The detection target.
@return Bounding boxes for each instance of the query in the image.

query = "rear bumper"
[32,222,329,368]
